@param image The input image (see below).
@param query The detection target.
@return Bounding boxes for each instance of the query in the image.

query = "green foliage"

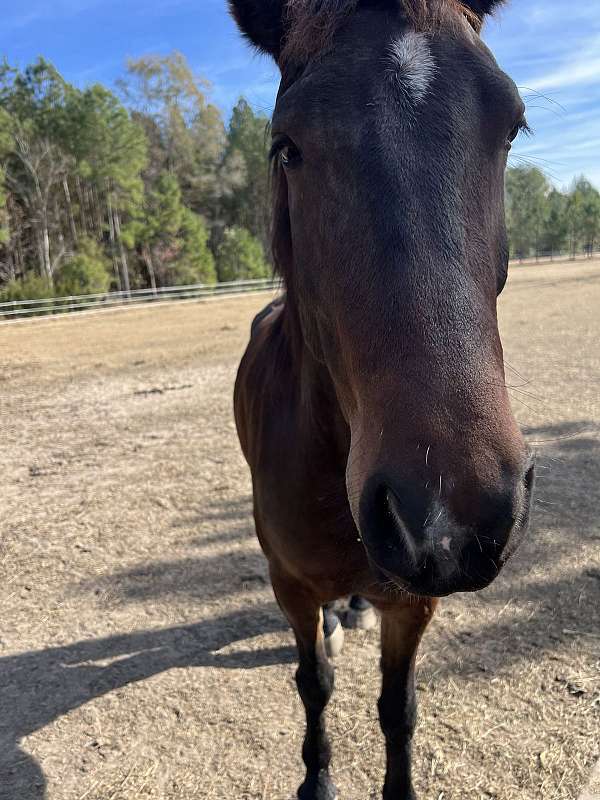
[118,52,225,217]
[0,58,69,138]
[505,166,551,258]
[54,238,111,296]
[0,109,10,244]
[118,52,209,124]
[3,51,599,306]
[172,207,217,285]
[0,59,147,291]
[566,177,600,255]
[541,189,569,254]
[131,172,216,286]
[143,172,184,241]
[0,54,274,299]
[216,226,269,282]
[505,168,600,258]
[221,98,270,249]
[0,168,8,245]
[0,271,53,301]
[65,84,148,190]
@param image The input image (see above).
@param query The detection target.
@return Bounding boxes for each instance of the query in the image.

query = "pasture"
[0,260,599,800]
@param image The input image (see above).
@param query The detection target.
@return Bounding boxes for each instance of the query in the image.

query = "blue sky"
[1,0,599,189]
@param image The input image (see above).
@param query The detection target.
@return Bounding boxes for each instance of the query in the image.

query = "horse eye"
[506,118,529,150]
[507,125,520,144]
[280,144,302,168]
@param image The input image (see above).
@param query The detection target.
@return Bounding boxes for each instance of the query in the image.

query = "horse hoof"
[298,771,337,800]
[324,615,344,658]
[345,597,378,631]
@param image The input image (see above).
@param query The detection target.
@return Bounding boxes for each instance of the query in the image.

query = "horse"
[231,1,535,798]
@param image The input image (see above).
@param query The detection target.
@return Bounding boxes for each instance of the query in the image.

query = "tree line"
[1,54,599,302]
[0,53,271,301]
[506,167,600,260]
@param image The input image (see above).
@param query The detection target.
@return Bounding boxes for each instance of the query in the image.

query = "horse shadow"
[2,421,597,798]
[426,419,600,676]
[0,604,293,800]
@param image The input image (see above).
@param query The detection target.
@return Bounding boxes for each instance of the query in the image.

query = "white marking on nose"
[387,32,436,104]
[440,536,452,552]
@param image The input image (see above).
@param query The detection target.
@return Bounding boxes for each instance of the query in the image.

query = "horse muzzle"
[356,456,535,597]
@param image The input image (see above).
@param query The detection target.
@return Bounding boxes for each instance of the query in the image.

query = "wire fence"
[1,247,599,323]
[511,247,600,265]
[0,277,281,323]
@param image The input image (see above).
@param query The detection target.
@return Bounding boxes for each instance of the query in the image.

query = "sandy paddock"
[0,260,599,800]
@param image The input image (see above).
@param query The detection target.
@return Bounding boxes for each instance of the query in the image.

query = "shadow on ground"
[427,420,600,672]
[2,422,598,799]
[0,604,293,800]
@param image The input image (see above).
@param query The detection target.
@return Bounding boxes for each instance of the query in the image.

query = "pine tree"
[118,52,225,220]
[216,226,269,282]
[505,166,550,258]
[54,237,112,296]
[222,98,270,252]
[131,172,215,288]
[541,189,568,257]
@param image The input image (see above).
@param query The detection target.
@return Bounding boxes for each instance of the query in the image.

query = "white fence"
[512,248,600,265]
[0,278,281,322]
[2,249,599,323]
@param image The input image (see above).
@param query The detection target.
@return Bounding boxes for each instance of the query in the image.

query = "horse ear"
[461,0,506,20]
[228,0,285,60]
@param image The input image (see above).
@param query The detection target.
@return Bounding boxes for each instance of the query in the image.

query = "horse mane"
[281,0,482,65]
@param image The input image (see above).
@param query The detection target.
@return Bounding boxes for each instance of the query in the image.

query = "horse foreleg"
[271,569,337,800]
[378,598,438,800]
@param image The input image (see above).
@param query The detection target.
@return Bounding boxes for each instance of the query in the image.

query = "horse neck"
[281,294,350,461]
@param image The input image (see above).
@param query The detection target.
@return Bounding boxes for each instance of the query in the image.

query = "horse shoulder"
[234,297,289,463]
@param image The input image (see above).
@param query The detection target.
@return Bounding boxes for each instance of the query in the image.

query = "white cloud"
[525,34,600,91]
[528,56,600,92]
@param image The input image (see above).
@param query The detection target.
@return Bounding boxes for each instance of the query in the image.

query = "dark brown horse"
[232,1,535,798]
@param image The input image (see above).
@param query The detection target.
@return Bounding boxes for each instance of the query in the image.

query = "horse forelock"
[281,0,482,65]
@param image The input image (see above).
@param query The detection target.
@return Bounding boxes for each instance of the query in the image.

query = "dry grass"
[0,263,599,800]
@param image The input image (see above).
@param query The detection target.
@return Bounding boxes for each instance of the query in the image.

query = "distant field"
[0,261,599,800]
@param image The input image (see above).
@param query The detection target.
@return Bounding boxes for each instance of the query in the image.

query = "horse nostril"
[366,483,421,572]
[505,455,535,547]
[524,458,536,493]
[358,461,534,597]
[383,486,419,562]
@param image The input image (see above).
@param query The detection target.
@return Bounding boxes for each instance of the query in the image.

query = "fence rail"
[2,248,599,323]
[511,247,600,265]
[0,278,281,322]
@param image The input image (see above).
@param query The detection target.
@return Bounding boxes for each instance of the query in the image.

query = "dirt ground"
[0,261,599,800]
